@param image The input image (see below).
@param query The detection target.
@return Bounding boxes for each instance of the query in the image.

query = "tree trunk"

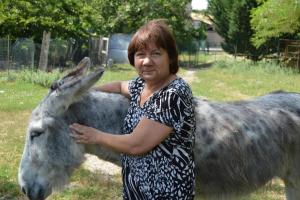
[38,31,51,71]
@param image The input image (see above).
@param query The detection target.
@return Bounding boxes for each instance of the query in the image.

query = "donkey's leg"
[285,141,300,199]
[284,179,300,200]
[283,163,300,200]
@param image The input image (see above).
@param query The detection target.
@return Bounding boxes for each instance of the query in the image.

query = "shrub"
[2,69,64,88]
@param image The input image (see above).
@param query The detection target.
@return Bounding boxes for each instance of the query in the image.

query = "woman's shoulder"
[129,77,144,87]
[128,77,144,92]
[166,77,193,98]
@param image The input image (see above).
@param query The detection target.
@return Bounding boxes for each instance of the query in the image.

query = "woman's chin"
[140,73,156,81]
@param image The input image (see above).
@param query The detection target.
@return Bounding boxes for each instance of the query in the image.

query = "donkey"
[18,57,300,200]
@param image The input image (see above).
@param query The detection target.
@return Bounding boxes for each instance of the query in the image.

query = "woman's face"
[134,43,170,82]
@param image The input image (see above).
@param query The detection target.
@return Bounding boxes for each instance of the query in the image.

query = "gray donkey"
[19,57,300,200]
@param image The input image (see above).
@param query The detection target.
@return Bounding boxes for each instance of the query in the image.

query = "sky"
[191,0,208,10]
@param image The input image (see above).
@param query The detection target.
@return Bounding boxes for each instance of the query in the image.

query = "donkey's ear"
[50,57,91,91]
[42,57,105,116]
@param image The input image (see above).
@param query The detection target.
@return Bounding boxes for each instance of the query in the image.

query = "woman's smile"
[134,45,170,82]
[141,69,155,74]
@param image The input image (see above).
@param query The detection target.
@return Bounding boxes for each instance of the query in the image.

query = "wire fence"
[0,36,223,71]
[0,36,109,71]
[1,35,299,72]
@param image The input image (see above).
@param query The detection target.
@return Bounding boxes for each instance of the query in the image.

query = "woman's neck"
[144,74,176,93]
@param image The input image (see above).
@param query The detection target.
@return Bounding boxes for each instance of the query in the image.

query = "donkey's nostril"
[21,186,27,195]
[21,184,46,200]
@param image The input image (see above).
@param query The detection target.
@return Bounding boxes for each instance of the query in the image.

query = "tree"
[0,0,203,67]
[208,0,271,60]
[0,0,198,43]
[251,0,300,47]
[0,0,102,41]
[0,0,103,70]
[94,0,198,45]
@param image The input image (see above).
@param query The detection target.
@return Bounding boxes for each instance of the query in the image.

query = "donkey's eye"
[30,131,44,141]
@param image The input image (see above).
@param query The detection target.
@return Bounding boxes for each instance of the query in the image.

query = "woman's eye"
[30,131,44,141]
[151,51,161,57]
[135,53,145,58]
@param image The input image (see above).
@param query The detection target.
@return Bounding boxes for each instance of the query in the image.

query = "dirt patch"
[83,154,121,176]
[181,68,197,85]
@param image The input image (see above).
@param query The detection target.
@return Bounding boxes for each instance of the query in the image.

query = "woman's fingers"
[70,131,80,139]
[70,123,88,136]
[69,123,97,144]
[70,123,82,132]
[70,132,87,143]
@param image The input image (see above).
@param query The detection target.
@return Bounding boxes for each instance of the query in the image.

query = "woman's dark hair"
[127,19,179,74]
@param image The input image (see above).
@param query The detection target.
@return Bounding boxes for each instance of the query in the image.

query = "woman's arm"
[70,117,173,155]
[94,81,130,98]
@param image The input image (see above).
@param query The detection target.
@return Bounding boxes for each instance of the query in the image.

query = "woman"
[70,19,196,199]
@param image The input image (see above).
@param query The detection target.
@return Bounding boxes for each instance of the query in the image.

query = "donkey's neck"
[67,91,129,164]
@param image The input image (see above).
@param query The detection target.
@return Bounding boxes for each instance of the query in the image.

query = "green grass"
[0,110,29,199]
[1,58,299,199]
[97,64,137,84]
[0,80,47,112]
[0,65,136,112]
[189,59,300,101]
[2,68,63,87]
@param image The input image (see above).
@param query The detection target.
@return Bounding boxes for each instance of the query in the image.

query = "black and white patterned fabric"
[122,77,196,200]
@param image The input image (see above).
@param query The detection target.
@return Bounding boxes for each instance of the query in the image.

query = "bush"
[2,69,64,88]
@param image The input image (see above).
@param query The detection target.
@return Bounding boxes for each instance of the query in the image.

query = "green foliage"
[251,0,300,47]
[96,0,198,43]
[208,0,255,58]
[178,23,207,53]
[207,0,278,60]
[0,0,102,41]
[4,69,63,87]
[0,0,202,45]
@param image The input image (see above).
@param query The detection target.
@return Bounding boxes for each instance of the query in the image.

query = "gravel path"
[83,154,121,175]
[182,68,197,84]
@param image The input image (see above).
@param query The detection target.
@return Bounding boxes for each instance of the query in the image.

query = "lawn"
[0,78,47,199]
[189,59,300,101]
[1,57,299,200]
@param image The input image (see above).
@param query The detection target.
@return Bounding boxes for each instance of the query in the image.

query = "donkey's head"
[18,58,104,200]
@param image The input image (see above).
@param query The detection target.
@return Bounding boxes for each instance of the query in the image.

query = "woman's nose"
[142,55,153,65]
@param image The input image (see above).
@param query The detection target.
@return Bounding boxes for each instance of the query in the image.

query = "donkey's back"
[194,91,300,198]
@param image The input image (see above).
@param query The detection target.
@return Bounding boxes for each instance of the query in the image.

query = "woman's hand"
[69,118,173,155]
[69,123,100,144]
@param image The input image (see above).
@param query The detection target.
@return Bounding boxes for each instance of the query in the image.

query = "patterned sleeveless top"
[121,77,196,200]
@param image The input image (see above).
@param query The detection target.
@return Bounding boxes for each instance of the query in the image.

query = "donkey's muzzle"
[21,183,47,200]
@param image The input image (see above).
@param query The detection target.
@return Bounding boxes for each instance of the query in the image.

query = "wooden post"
[7,35,10,77]
[234,42,237,59]
[39,31,51,71]
[277,39,280,64]
[297,51,300,72]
